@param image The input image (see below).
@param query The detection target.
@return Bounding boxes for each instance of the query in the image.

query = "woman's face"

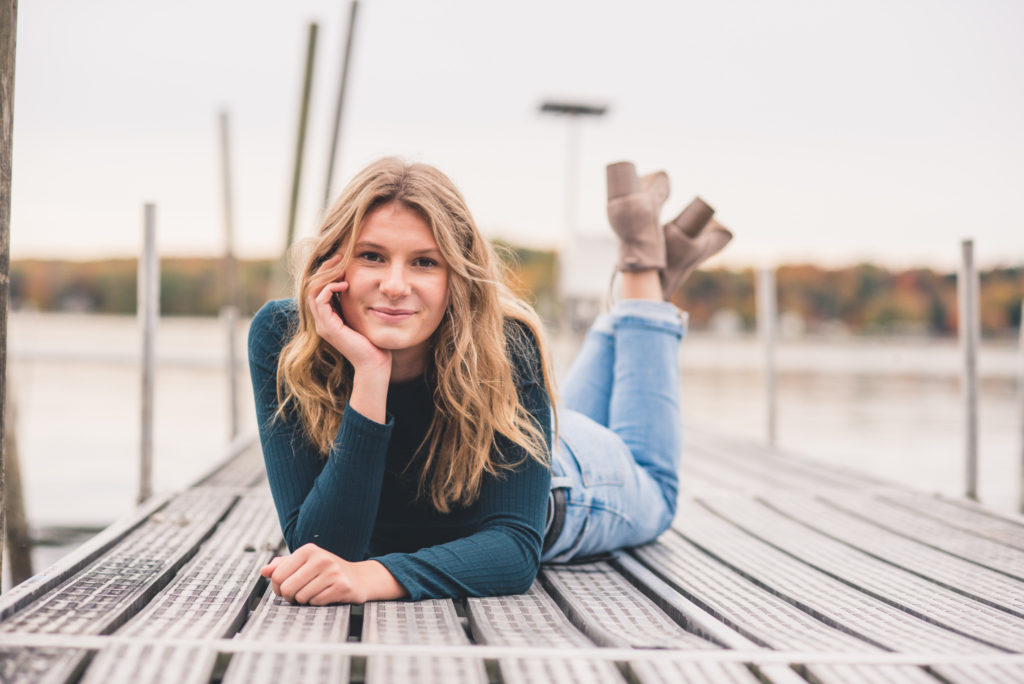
[338,202,451,377]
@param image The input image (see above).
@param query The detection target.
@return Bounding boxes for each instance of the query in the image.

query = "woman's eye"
[359,251,384,263]
[413,257,438,268]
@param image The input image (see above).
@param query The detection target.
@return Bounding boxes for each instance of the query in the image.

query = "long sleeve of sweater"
[248,299,393,560]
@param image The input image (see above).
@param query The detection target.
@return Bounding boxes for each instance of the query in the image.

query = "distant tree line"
[676,263,1024,337]
[8,242,559,320]
[10,252,1024,337]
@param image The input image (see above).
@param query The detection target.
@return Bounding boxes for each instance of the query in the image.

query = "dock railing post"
[219,110,240,440]
[1018,300,1023,514]
[0,0,18,590]
[222,305,239,439]
[958,239,980,501]
[138,204,158,505]
[757,267,777,447]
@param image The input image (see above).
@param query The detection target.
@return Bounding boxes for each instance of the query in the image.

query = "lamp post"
[539,101,608,240]
[539,100,608,329]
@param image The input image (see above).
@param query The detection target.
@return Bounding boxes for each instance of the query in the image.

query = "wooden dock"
[2,428,1023,683]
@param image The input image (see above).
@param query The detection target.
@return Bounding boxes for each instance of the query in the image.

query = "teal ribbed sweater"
[247,299,552,600]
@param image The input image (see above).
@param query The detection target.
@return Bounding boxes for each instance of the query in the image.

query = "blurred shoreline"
[10,255,1024,339]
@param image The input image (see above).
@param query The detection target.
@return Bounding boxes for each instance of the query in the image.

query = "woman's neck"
[389,345,429,384]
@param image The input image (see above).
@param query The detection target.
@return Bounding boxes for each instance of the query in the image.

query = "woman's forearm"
[359,560,408,601]
[349,370,390,424]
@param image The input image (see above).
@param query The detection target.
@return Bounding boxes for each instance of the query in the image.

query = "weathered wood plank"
[0,647,90,684]
[611,553,759,649]
[467,581,623,683]
[466,581,591,648]
[760,494,1024,617]
[491,658,624,684]
[931,663,1024,684]
[801,664,948,684]
[631,535,874,652]
[0,489,236,636]
[114,491,280,639]
[700,496,1024,650]
[236,586,351,642]
[72,492,280,682]
[681,449,798,495]
[671,499,1002,653]
[687,439,872,492]
[613,554,857,684]
[192,438,265,489]
[222,587,352,684]
[626,659,763,684]
[822,492,1024,580]
[879,492,1024,551]
[224,649,350,684]
[362,599,487,684]
[0,492,174,621]
[540,562,718,650]
[685,427,894,491]
[79,645,217,684]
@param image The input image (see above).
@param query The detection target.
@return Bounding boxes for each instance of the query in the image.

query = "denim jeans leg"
[543,301,686,563]
[609,300,686,513]
[559,313,614,427]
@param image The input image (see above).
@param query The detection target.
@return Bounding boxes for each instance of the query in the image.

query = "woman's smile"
[369,306,416,322]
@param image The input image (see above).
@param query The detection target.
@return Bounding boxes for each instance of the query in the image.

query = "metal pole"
[138,204,158,504]
[284,22,318,254]
[222,305,239,439]
[218,111,240,439]
[757,267,777,447]
[322,1,359,209]
[565,117,580,239]
[1,0,19,590]
[1018,301,1023,514]
[537,101,607,330]
[275,22,318,297]
[958,239,979,501]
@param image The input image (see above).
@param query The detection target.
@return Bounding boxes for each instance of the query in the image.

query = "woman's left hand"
[260,543,407,605]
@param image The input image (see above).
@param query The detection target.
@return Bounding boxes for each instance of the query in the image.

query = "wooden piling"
[138,204,158,504]
[1,0,20,590]
[1019,300,1023,514]
[958,239,980,501]
[219,111,240,439]
[4,387,32,584]
[322,1,360,208]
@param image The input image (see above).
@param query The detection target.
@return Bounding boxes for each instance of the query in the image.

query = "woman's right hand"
[307,255,392,378]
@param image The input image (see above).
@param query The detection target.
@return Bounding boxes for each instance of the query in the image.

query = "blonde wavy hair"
[277,157,556,512]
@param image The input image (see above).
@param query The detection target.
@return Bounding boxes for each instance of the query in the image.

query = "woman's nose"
[379,264,411,298]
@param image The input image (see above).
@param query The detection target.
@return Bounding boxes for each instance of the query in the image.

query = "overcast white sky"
[9,0,1024,269]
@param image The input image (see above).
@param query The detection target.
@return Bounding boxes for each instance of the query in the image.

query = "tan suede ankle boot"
[661,200,732,300]
[606,161,669,271]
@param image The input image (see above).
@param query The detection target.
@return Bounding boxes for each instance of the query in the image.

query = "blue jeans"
[541,299,687,562]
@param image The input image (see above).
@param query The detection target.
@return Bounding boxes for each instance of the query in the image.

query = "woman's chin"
[365,330,420,352]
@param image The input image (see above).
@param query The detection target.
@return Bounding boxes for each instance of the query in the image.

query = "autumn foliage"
[10,254,1024,337]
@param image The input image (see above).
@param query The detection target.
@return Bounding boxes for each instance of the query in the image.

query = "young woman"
[248,157,730,605]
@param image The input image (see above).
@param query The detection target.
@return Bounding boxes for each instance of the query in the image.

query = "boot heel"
[606,161,640,199]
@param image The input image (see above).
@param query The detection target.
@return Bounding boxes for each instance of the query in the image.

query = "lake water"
[4,311,1023,581]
